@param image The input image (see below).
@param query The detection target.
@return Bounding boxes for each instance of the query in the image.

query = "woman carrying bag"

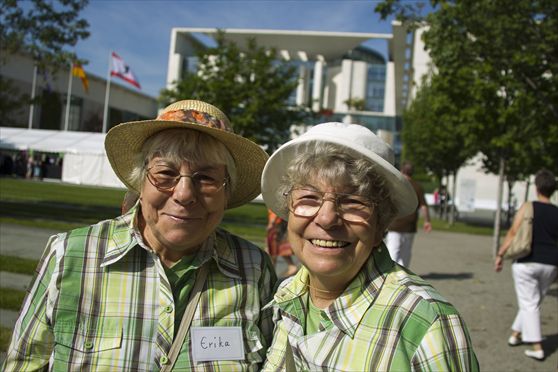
[494,169,558,361]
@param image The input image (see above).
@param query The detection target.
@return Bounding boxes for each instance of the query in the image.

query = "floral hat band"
[105,99,269,209]
[157,109,232,132]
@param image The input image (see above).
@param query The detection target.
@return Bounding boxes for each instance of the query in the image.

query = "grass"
[0,288,27,311]
[0,178,268,228]
[1,326,12,351]
[0,256,38,275]
[1,177,498,234]
[0,255,39,354]
[0,178,127,206]
[421,217,495,236]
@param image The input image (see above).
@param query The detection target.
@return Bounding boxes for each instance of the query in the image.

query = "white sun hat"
[261,122,418,219]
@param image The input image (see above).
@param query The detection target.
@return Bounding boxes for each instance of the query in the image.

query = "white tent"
[0,127,124,188]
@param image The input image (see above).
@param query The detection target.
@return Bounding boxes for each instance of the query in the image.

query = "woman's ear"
[121,191,140,214]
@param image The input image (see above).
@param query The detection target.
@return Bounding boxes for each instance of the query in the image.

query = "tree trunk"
[492,157,505,257]
[505,180,514,228]
[442,173,449,221]
[449,170,457,225]
[524,179,531,203]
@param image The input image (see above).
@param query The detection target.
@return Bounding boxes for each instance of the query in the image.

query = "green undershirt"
[164,253,198,334]
[305,293,332,335]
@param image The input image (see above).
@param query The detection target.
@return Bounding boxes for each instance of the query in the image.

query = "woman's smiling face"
[287,178,383,286]
[139,157,227,255]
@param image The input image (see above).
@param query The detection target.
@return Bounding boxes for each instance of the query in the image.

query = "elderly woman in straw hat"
[3,100,277,371]
[261,122,478,371]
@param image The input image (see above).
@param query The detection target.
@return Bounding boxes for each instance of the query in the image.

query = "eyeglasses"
[284,188,374,223]
[146,165,226,194]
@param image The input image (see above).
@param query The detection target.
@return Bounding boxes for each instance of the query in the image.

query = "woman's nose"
[172,176,197,205]
[313,199,342,228]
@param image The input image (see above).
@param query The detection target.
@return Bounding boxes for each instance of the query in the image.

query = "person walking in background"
[266,209,298,278]
[386,161,432,268]
[261,122,478,371]
[3,100,277,371]
[494,169,558,361]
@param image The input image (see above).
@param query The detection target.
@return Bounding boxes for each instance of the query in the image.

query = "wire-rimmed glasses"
[284,187,374,223]
[146,165,226,194]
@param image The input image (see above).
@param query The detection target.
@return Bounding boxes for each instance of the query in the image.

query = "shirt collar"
[100,204,242,279]
[100,204,140,267]
[268,243,395,338]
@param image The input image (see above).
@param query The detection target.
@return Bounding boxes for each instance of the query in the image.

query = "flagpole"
[28,64,38,129]
[64,63,73,131]
[102,51,112,133]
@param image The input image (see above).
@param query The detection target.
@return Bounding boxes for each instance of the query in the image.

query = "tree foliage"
[424,0,558,176]
[376,0,558,177]
[376,0,558,247]
[0,0,90,123]
[0,0,90,69]
[402,75,475,184]
[160,31,306,152]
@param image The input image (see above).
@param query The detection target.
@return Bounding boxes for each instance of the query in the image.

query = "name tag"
[191,326,245,363]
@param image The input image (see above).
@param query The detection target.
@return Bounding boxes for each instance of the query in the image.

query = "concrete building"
[0,52,157,188]
[0,53,158,133]
[165,25,554,217]
[165,27,413,156]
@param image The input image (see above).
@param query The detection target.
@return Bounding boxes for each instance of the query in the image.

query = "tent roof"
[0,127,107,155]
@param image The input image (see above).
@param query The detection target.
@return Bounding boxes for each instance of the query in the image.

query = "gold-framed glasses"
[146,165,226,194]
[284,188,374,223]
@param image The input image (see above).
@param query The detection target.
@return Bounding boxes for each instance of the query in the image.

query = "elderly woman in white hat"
[3,100,277,371]
[261,122,478,371]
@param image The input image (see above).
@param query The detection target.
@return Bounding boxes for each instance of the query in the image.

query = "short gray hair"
[129,129,236,195]
[276,142,398,231]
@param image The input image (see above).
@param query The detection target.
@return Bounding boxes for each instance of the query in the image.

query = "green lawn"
[0,178,268,231]
[1,326,12,351]
[0,255,38,275]
[0,288,27,311]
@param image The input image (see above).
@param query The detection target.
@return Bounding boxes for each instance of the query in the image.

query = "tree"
[402,75,476,224]
[160,31,306,152]
[1,0,90,68]
[0,0,90,123]
[376,0,558,252]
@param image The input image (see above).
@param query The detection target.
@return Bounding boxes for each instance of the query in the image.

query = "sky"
[75,1,400,98]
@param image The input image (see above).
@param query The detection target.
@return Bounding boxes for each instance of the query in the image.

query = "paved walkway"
[1,223,556,371]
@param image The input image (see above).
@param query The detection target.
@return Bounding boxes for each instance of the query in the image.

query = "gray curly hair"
[276,142,398,232]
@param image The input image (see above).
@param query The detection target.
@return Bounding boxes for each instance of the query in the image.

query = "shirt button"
[84,340,93,349]
[160,355,169,365]
[164,305,173,313]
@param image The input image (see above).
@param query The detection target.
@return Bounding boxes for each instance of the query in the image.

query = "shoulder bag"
[504,201,534,260]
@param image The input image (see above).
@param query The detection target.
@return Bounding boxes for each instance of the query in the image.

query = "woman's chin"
[305,260,350,278]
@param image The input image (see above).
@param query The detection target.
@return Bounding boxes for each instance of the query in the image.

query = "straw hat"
[105,100,269,209]
[261,122,418,219]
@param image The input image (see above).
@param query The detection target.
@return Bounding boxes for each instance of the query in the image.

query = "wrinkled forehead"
[147,156,226,172]
[292,171,358,194]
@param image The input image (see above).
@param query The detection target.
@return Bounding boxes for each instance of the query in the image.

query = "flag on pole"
[110,52,141,89]
[72,63,89,93]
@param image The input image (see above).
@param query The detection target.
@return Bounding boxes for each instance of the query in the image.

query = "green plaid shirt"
[3,206,277,371]
[263,245,479,371]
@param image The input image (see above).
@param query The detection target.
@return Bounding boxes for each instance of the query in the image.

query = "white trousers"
[386,232,415,268]
[511,262,558,342]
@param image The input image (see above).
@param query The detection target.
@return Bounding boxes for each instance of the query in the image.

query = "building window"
[61,96,83,131]
[39,90,63,130]
[366,64,386,112]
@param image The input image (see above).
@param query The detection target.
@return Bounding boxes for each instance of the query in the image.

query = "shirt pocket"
[54,318,122,353]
